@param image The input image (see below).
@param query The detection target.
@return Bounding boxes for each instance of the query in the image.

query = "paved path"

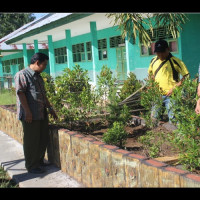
[0,130,83,188]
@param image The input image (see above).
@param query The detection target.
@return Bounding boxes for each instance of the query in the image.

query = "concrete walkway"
[0,130,83,188]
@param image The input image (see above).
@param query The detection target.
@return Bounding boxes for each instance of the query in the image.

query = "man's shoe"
[28,167,46,174]
[40,161,52,167]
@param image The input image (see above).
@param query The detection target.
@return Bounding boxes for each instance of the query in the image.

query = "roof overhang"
[6,13,118,45]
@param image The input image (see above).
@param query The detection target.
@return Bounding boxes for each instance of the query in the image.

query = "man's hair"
[30,52,49,64]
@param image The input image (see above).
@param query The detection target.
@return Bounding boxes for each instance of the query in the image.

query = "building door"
[116,46,127,81]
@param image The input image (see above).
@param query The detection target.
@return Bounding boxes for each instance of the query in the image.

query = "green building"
[0,13,200,88]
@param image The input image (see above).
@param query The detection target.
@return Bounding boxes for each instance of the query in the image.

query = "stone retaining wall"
[1,104,200,187]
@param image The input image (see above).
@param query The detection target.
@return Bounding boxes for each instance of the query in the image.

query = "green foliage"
[0,166,18,188]
[119,72,142,101]
[138,130,166,158]
[169,77,200,171]
[0,88,16,105]
[96,65,116,114]
[41,72,62,123]
[54,65,97,128]
[0,13,35,38]
[106,13,188,47]
[107,86,131,126]
[102,121,128,148]
[140,74,164,128]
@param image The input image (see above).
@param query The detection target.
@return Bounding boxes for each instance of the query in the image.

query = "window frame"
[98,38,108,61]
[86,41,92,61]
[72,43,86,63]
[54,46,67,64]
[140,27,179,57]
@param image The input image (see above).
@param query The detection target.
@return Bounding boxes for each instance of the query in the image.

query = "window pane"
[102,50,107,59]
[98,50,102,60]
[169,41,177,52]
[87,52,92,60]
[81,53,85,61]
[73,54,76,62]
[77,53,81,62]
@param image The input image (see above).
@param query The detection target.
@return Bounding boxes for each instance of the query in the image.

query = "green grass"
[0,89,16,105]
[0,166,19,188]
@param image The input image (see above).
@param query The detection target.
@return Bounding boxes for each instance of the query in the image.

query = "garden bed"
[51,111,200,174]
[1,104,200,187]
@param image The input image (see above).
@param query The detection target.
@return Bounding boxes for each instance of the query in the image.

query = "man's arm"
[17,91,32,123]
[166,74,189,96]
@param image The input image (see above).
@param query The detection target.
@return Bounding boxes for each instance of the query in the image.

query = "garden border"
[1,104,200,187]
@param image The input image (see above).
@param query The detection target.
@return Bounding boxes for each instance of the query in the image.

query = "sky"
[33,13,49,19]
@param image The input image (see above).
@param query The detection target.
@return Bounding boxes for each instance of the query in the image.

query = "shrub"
[107,85,132,126]
[119,72,142,101]
[54,65,97,129]
[41,72,62,123]
[140,74,164,128]
[96,65,116,114]
[138,130,166,158]
[169,77,200,171]
[102,121,128,148]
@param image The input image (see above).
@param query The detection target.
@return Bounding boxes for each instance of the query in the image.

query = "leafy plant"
[106,13,188,47]
[169,77,200,171]
[54,65,97,130]
[140,74,164,128]
[41,72,61,123]
[138,130,166,158]
[96,65,116,114]
[102,121,128,148]
[107,85,132,126]
[119,72,142,101]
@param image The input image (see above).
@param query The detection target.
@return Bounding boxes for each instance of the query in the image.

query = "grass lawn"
[0,166,19,188]
[0,89,16,105]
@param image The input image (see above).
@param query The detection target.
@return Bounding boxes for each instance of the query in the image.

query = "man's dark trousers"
[21,112,49,171]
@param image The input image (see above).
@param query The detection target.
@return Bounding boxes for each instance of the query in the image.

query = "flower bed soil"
[3,104,200,175]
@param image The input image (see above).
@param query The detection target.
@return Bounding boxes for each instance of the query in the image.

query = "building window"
[2,60,11,73]
[54,47,67,64]
[86,41,92,61]
[110,36,125,48]
[140,27,178,56]
[2,57,24,73]
[72,43,85,62]
[98,38,107,60]
[18,57,24,71]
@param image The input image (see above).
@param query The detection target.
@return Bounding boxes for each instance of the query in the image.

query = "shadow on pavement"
[1,158,61,184]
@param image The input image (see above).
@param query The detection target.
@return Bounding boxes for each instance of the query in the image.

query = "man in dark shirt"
[14,53,58,174]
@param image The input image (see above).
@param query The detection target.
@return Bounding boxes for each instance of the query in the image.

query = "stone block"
[89,141,105,187]
[124,154,143,187]
[139,159,167,187]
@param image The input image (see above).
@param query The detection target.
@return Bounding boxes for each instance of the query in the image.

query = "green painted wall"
[180,13,200,78]
[52,26,122,81]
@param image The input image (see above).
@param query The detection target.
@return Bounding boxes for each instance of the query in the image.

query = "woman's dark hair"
[30,52,49,64]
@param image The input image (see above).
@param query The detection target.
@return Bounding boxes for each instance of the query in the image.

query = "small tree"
[96,65,116,114]
[140,74,164,128]
[169,77,200,171]
[54,65,97,130]
[119,72,142,101]
[102,121,128,148]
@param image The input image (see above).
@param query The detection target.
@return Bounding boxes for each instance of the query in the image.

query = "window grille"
[98,38,107,60]
[54,47,67,64]
[72,43,85,62]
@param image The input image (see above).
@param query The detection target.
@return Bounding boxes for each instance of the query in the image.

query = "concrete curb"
[0,130,83,188]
